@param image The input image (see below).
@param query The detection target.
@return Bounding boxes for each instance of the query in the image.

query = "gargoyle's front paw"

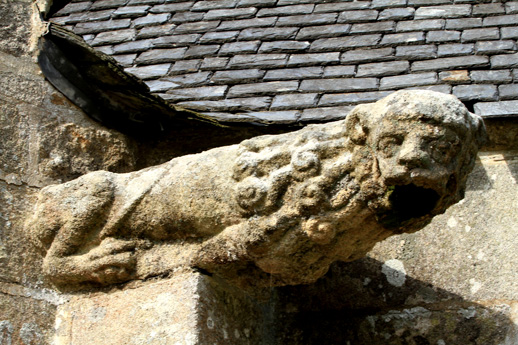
[86,238,137,285]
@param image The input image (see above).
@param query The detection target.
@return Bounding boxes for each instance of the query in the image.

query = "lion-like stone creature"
[26,91,486,289]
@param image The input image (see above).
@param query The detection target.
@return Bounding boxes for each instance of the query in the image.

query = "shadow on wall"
[274,257,517,345]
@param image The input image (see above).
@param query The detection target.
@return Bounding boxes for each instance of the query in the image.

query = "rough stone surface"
[26,91,485,289]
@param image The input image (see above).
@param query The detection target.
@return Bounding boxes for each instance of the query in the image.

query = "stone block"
[299,78,378,92]
[380,72,438,89]
[145,79,180,92]
[239,27,298,41]
[342,47,394,64]
[171,12,204,23]
[445,18,482,30]
[380,31,425,45]
[175,21,221,33]
[243,110,301,123]
[112,5,150,18]
[90,0,128,10]
[473,3,505,15]
[228,54,287,69]
[426,30,461,43]
[412,55,489,71]
[137,24,176,39]
[356,61,409,77]
[287,52,340,66]
[483,14,518,27]
[200,31,239,43]
[165,72,211,87]
[439,70,470,83]
[191,0,238,11]
[134,13,171,28]
[437,43,474,57]
[414,5,472,19]
[501,26,518,39]
[211,69,265,84]
[152,34,201,47]
[74,19,131,35]
[178,97,272,111]
[200,57,229,70]
[169,60,202,74]
[296,24,351,40]
[474,100,518,117]
[311,35,382,52]
[396,19,445,32]
[220,17,278,31]
[271,93,318,110]
[277,13,338,27]
[125,63,171,79]
[91,29,136,46]
[54,273,270,345]
[315,2,370,13]
[150,2,194,13]
[350,21,395,34]
[507,2,518,14]
[462,28,500,42]
[453,84,498,101]
[499,84,518,100]
[491,53,518,68]
[337,10,379,23]
[319,91,393,106]
[323,65,356,78]
[227,81,299,97]
[476,40,516,54]
[378,8,415,20]
[184,45,220,58]
[257,4,314,17]
[113,39,154,53]
[259,41,310,53]
[470,70,512,83]
[396,45,437,59]
[264,67,323,81]
[204,7,258,20]
[300,106,353,121]
[136,47,187,64]
[165,85,227,101]
[220,41,260,55]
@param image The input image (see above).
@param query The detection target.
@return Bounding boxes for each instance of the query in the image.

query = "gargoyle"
[26,91,486,288]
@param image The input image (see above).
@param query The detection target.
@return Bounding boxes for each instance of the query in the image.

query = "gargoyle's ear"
[345,107,370,145]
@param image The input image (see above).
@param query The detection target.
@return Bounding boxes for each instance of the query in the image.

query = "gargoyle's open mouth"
[379,184,440,229]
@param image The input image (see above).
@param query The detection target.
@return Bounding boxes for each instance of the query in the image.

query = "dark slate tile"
[238,27,298,41]
[396,19,444,32]
[491,53,518,68]
[165,85,228,101]
[200,31,240,43]
[342,47,395,63]
[299,78,378,92]
[125,63,171,79]
[380,72,438,89]
[426,30,461,43]
[412,55,489,71]
[228,54,288,69]
[258,40,310,53]
[257,4,314,17]
[169,60,202,74]
[396,45,437,59]
[506,2,518,14]
[55,1,92,15]
[200,57,229,70]
[136,47,188,64]
[271,93,318,110]
[453,84,498,101]
[287,52,340,66]
[211,69,265,83]
[473,3,505,15]
[171,12,204,23]
[483,14,518,27]
[371,0,407,8]
[356,61,410,77]
[152,34,201,47]
[112,5,150,18]
[499,84,518,100]
[175,21,221,33]
[191,0,238,11]
[264,67,323,81]
[323,65,356,78]
[90,0,129,10]
[476,40,516,54]
[227,81,299,97]
[150,2,194,13]
[471,70,513,83]
[350,21,395,34]
[74,19,131,34]
[300,106,353,122]
[445,18,482,30]
[311,35,382,52]
[315,2,370,13]
[437,43,474,56]
[378,8,415,21]
[67,9,115,24]
[133,13,171,28]
[474,101,518,117]
[217,17,277,31]
[461,28,500,41]
[178,97,272,111]
[337,10,379,23]
[319,91,393,106]
[112,53,137,66]
[243,111,301,124]
[137,24,176,39]
[415,5,472,20]
[380,31,425,45]
[204,7,258,20]
[145,79,179,92]
[219,41,261,55]
[184,45,221,58]
[276,13,338,26]
[296,24,350,40]
[501,26,518,39]
[237,0,277,8]
[164,72,212,86]
[91,29,136,46]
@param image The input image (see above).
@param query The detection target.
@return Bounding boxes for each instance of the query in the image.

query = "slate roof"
[51,0,518,122]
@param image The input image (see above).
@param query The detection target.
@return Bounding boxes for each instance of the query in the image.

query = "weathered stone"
[453,84,498,101]
[371,0,406,8]
[277,13,338,27]
[315,1,370,13]
[145,79,179,92]
[439,70,470,83]
[55,1,92,15]
[164,85,227,101]
[271,93,319,110]
[113,39,154,53]
[445,18,482,30]
[200,31,239,43]
[319,91,393,106]
[426,30,461,43]
[415,5,472,19]
[356,61,409,77]
[217,17,276,31]
[396,19,445,32]
[379,8,415,20]
[300,106,354,121]
[337,10,379,23]
[228,54,287,69]
[191,0,238,11]
[171,11,204,23]
[90,0,128,10]
[380,72,438,89]
[257,4,314,17]
[136,48,187,65]
[311,35,382,52]
[178,97,272,111]
[66,9,115,24]
[483,14,518,27]
[264,67,323,81]
[288,52,340,66]
[91,29,136,46]
[200,57,229,70]
[437,43,474,56]
[169,59,202,74]
[164,72,211,87]
[220,41,260,55]
[227,81,299,97]
[474,100,518,117]
[74,19,131,35]
[243,110,301,123]
[323,65,356,78]
[342,47,395,63]
[300,78,378,92]
[501,26,518,39]
[184,44,220,58]
[175,21,221,33]
[396,45,437,59]
[149,1,194,13]
[476,40,516,54]
[133,13,171,28]
[204,7,258,20]
[490,52,518,68]
[125,63,171,79]
[297,24,350,40]
[211,69,265,84]
[462,28,500,42]
[380,32,425,45]
[473,3,505,15]
[412,55,489,71]
[259,40,310,53]
[112,5,150,18]
[152,34,200,47]
[137,24,176,39]
[499,84,518,100]
[470,70,512,83]
[26,91,486,288]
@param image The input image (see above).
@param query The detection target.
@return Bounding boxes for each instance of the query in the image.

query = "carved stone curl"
[26,91,486,289]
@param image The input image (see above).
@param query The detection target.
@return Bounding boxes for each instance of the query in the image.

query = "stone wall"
[51,0,518,122]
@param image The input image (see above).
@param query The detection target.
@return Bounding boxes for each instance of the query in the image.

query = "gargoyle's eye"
[430,141,458,164]
[378,136,403,157]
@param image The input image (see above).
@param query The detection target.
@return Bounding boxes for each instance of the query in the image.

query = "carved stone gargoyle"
[26,91,487,289]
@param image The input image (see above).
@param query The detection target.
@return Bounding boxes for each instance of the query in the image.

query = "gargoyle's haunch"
[26,91,486,288]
